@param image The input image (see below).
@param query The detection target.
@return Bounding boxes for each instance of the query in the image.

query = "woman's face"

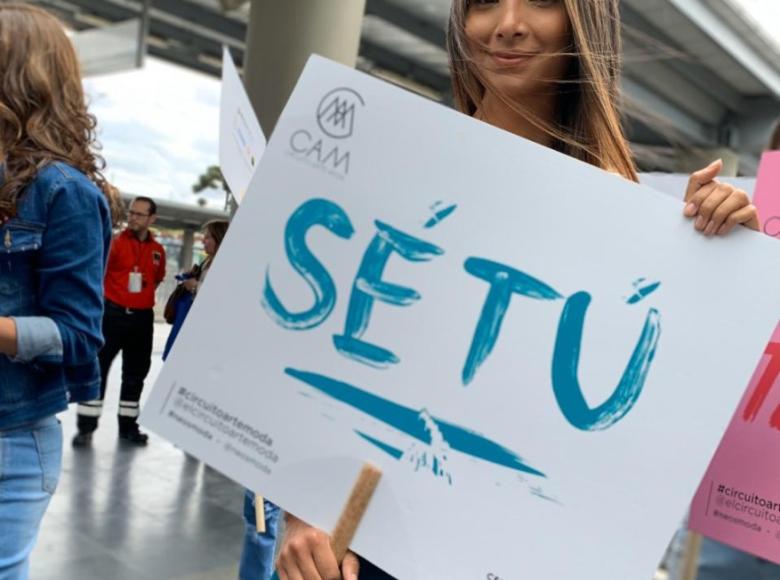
[203,230,217,257]
[465,0,572,103]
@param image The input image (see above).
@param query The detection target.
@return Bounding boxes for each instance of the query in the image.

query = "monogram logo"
[316,88,364,139]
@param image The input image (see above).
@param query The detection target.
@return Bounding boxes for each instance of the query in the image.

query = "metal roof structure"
[120,194,228,230]
[33,0,780,173]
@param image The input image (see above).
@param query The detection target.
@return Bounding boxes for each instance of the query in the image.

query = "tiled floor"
[30,324,247,580]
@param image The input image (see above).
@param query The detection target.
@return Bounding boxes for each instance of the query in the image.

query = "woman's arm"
[0,317,17,357]
[12,176,111,365]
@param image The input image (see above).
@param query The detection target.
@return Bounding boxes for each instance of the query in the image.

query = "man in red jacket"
[74,196,166,446]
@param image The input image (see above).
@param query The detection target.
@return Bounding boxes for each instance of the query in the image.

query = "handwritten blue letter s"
[261,199,354,330]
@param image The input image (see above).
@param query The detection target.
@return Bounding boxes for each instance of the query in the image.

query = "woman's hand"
[276,514,360,580]
[182,278,198,293]
[683,159,760,235]
[0,317,18,357]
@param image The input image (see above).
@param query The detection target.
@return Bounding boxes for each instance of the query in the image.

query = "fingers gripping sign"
[341,552,361,580]
[683,158,760,236]
[276,515,345,580]
[275,464,381,579]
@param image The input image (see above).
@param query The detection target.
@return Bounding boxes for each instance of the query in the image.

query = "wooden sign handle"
[330,463,382,561]
[680,531,702,580]
[255,493,266,534]
[270,463,382,580]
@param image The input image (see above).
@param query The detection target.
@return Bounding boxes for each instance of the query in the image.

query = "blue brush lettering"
[462,258,563,385]
[285,368,546,477]
[552,291,661,430]
[626,280,662,305]
[354,430,404,459]
[424,203,458,228]
[261,199,354,330]
[333,221,443,367]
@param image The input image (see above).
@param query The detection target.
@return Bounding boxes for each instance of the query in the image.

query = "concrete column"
[243,0,366,135]
[179,228,195,270]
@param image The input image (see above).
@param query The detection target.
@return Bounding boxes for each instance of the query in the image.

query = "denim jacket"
[0,162,112,429]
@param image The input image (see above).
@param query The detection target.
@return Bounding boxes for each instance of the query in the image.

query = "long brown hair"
[204,220,229,250]
[447,0,638,181]
[770,120,780,151]
[0,3,121,221]
[201,219,229,270]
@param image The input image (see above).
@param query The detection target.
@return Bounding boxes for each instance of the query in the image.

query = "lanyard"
[129,232,146,272]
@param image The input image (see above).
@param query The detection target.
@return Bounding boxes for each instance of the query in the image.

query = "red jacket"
[104,229,166,310]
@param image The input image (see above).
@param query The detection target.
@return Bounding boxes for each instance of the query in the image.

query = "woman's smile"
[486,49,539,68]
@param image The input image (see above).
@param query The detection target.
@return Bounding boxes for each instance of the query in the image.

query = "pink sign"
[689,151,780,561]
[754,151,780,238]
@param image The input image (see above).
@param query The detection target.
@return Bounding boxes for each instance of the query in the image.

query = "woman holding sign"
[0,3,117,577]
[275,0,759,578]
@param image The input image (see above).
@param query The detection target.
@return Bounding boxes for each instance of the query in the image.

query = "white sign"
[142,57,780,580]
[219,47,265,202]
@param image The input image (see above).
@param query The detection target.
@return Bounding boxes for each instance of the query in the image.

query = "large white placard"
[142,57,780,580]
[219,47,265,202]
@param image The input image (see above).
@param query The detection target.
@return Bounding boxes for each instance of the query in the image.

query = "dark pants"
[357,557,395,579]
[77,302,154,434]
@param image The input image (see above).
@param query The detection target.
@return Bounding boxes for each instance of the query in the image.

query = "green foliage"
[192,165,229,194]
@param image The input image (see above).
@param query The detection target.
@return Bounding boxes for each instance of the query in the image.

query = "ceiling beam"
[620,2,745,114]
[151,0,246,40]
[360,38,450,94]
[365,0,446,48]
[623,76,717,146]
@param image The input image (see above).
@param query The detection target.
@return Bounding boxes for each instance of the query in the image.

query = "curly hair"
[0,3,121,222]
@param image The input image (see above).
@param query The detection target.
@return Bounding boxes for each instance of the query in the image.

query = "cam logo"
[289,87,365,178]
[316,87,364,139]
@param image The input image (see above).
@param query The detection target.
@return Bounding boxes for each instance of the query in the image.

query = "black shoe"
[119,429,149,446]
[72,432,93,448]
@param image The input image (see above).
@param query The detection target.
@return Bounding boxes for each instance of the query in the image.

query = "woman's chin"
[483,76,536,104]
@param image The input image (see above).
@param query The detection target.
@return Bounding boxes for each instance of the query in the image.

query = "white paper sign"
[142,57,780,580]
[219,47,265,202]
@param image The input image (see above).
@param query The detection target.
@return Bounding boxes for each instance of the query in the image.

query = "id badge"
[128,271,142,293]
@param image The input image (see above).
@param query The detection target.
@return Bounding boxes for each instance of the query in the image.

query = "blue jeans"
[0,415,62,580]
[667,529,780,580]
[239,490,281,580]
